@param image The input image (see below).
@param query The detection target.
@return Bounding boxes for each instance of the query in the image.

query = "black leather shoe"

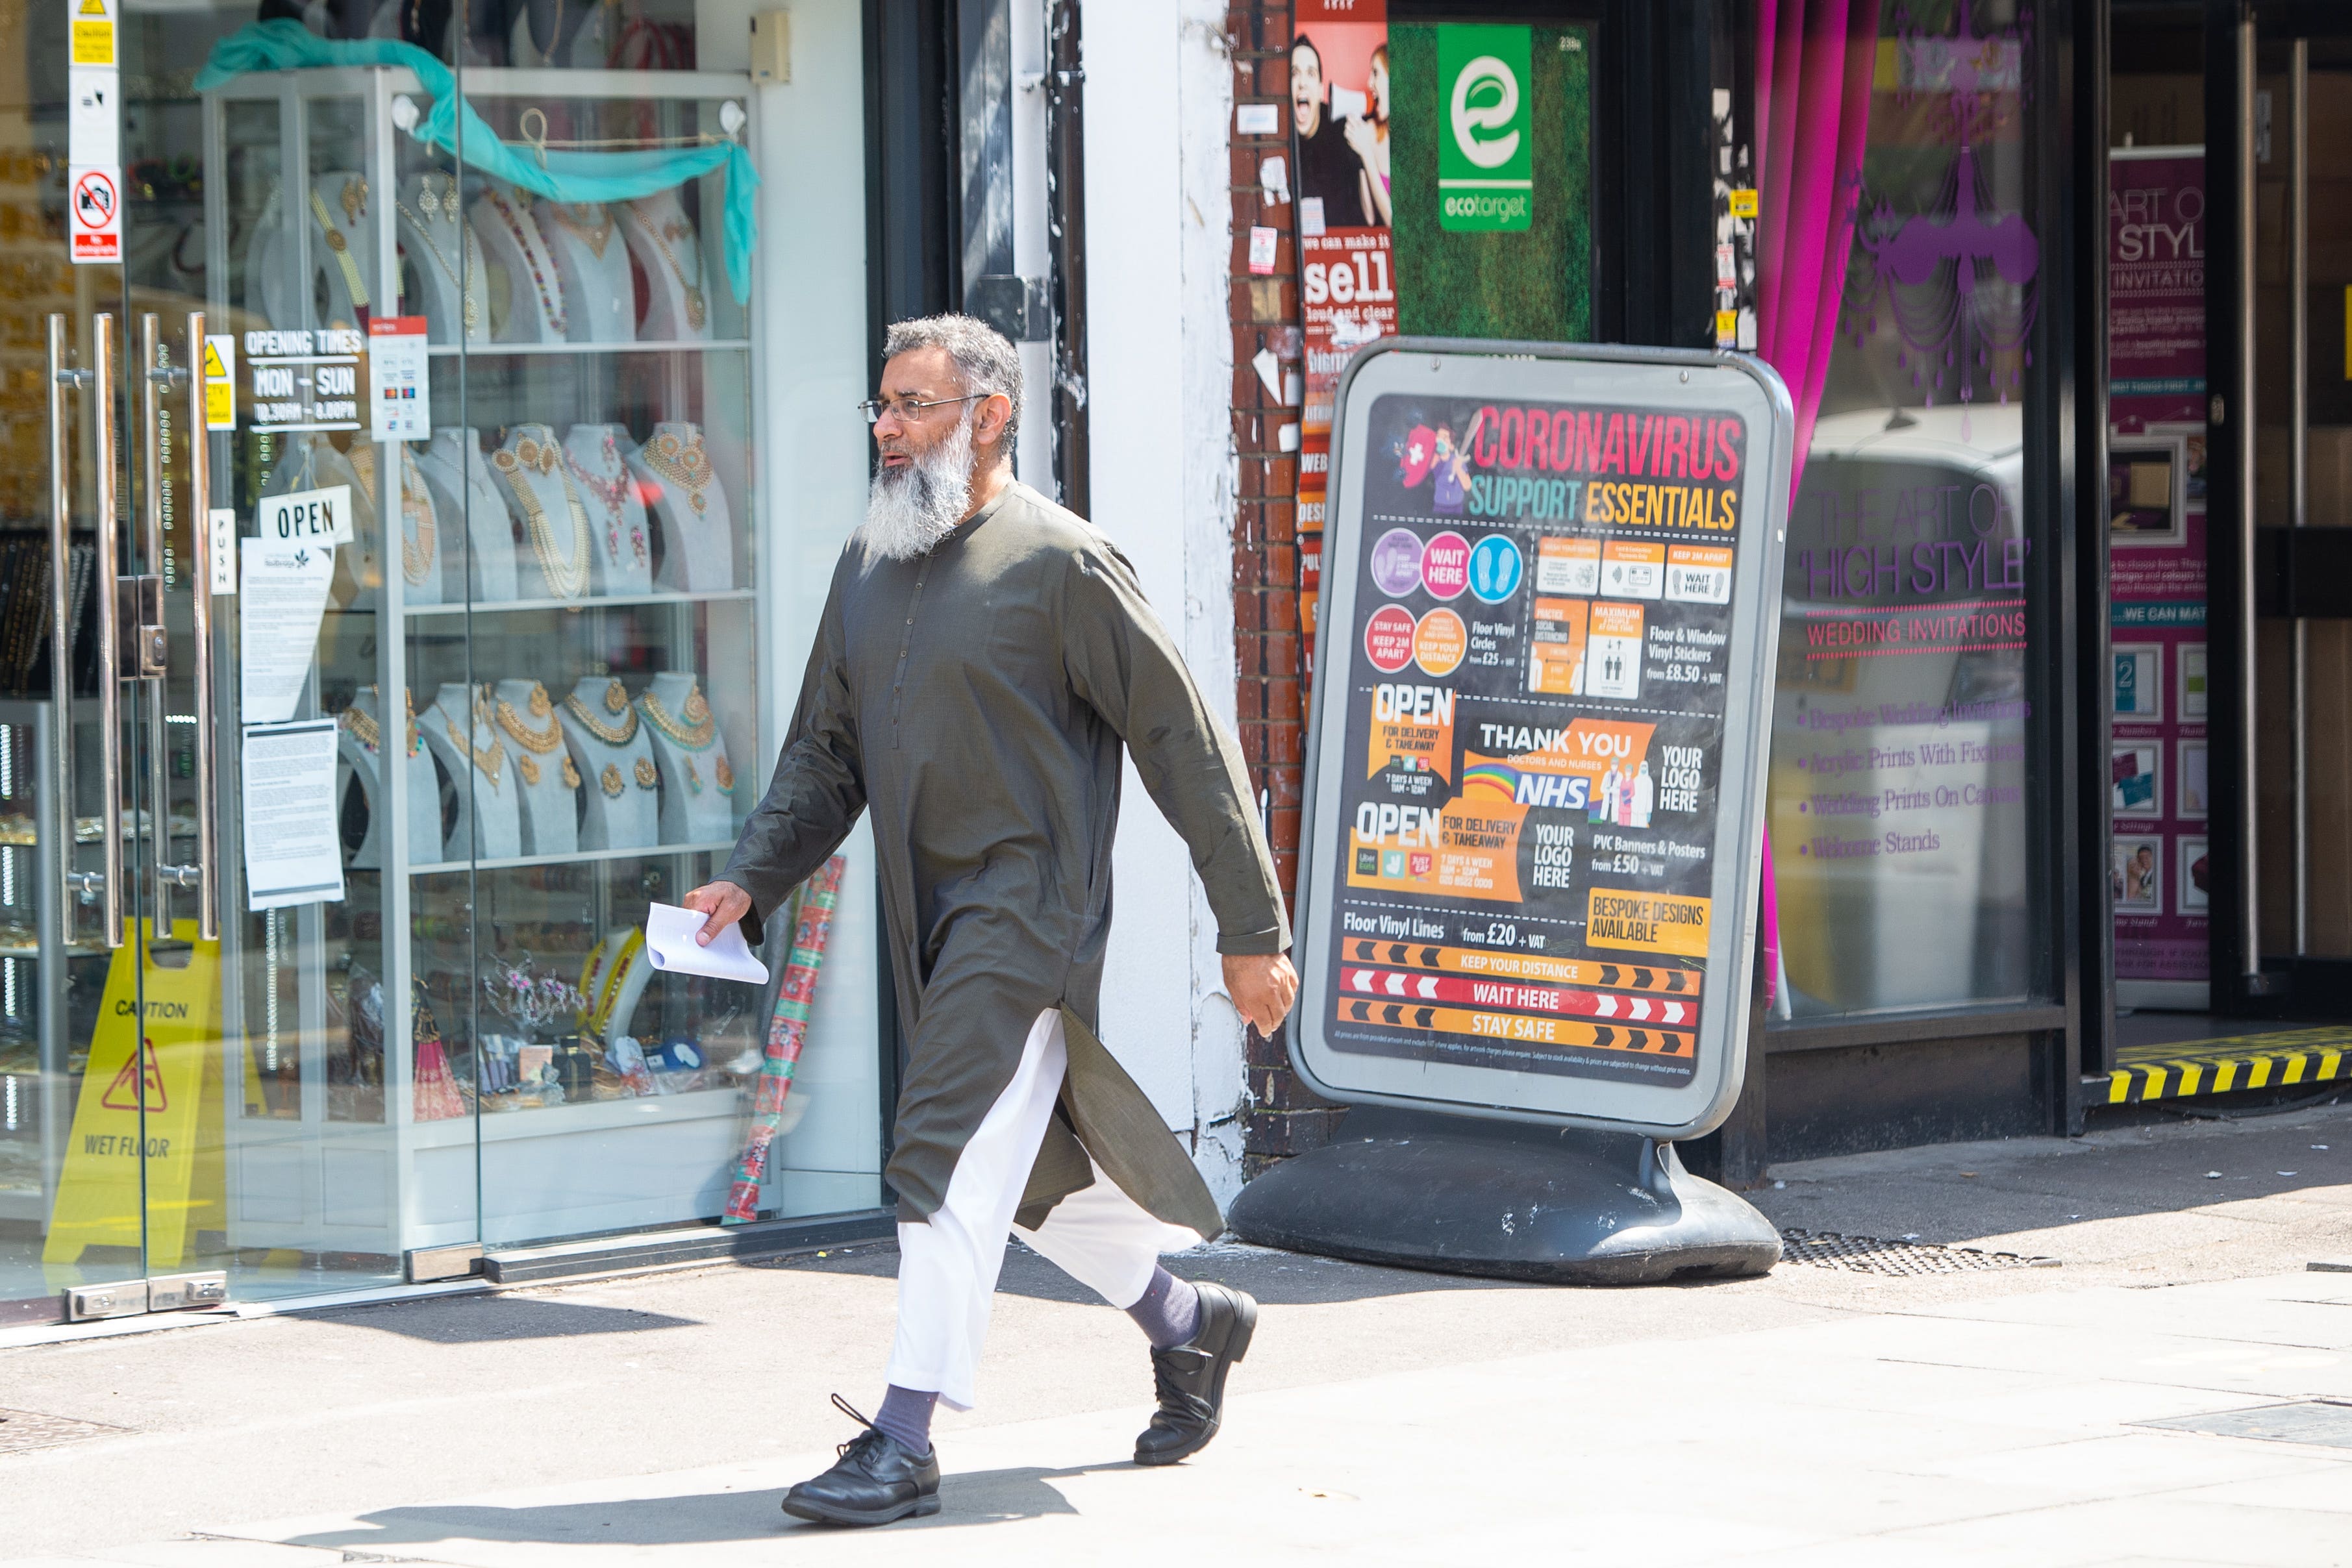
[781,1395,942,1526]
[1134,1280,1257,1465]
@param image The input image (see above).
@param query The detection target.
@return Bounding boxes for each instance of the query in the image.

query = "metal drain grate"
[2137,1400,2352,1450]
[1778,1228,2060,1275]
[0,1407,125,1453]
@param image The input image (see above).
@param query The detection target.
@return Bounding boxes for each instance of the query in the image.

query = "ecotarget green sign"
[1437,24,1533,232]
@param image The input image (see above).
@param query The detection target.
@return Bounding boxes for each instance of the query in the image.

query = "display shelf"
[407,839,735,878]
[428,340,749,360]
[406,588,755,619]
[401,1082,746,1147]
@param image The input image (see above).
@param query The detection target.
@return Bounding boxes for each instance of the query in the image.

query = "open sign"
[258,485,353,547]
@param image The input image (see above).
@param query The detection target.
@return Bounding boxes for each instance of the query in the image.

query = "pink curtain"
[1749,0,1880,1004]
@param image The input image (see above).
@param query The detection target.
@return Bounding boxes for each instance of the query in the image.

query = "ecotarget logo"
[1438,25,1533,232]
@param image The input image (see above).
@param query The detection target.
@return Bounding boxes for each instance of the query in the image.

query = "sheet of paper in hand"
[643,901,771,985]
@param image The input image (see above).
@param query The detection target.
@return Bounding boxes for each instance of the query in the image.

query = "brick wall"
[1224,0,1341,1175]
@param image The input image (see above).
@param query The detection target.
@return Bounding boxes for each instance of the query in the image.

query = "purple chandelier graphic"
[1844,3,2039,438]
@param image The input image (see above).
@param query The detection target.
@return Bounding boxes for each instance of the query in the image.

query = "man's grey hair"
[884,314,1023,448]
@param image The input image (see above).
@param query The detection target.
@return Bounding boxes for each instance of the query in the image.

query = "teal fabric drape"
[192,20,758,303]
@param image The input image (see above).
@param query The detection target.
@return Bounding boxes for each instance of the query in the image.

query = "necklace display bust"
[244,180,301,334]
[395,172,488,346]
[635,671,736,845]
[557,676,660,851]
[308,170,377,329]
[489,678,581,856]
[493,425,595,601]
[345,442,441,606]
[470,181,567,343]
[581,923,657,1050]
[618,190,710,343]
[417,683,521,861]
[535,199,635,345]
[414,428,521,603]
[336,685,443,869]
[564,424,653,597]
[626,422,732,591]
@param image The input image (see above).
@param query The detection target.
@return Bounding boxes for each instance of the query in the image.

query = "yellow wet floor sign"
[44,925,225,1269]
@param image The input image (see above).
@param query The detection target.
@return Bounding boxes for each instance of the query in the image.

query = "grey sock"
[1127,1266,1203,1349]
[873,1384,937,1455]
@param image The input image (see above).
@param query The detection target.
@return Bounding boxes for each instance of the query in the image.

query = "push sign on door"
[258,485,354,547]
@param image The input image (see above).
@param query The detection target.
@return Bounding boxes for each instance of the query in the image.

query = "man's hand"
[680,880,753,947]
[1223,952,1299,1038]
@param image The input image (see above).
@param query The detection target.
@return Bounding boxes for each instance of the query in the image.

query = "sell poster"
[2108,147,2207,993]
[1293,0,1395,682]
[1323,390,1749,1087]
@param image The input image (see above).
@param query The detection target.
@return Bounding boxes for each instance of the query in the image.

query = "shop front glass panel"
[2,0,884,1325]
[442,4,884,1249]
[1767,3,2044,1021]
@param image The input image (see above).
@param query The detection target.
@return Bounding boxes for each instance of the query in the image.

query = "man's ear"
[975,392,1014,456]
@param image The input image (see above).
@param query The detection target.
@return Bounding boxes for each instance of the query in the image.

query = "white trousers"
[885,1008,1203,1410]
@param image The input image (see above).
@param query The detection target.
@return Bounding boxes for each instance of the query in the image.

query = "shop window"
[1767,3,2044,1019]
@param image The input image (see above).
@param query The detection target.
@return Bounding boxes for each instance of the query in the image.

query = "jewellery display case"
[199,60,873,1265]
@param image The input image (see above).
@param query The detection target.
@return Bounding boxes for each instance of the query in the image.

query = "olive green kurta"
[719,482,1289,1230]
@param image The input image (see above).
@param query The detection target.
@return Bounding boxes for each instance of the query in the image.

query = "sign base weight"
[1226,1108,1781,1284]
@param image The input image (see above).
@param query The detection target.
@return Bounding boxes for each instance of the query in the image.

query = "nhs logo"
[1515,773,1589,810]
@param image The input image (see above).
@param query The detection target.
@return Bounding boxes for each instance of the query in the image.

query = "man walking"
[682,314,1299,1528]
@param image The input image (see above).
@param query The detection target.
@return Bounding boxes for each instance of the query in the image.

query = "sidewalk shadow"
[759,1238,1543,1306]
[272,1460,1132,1554]
[284,1296,703,1343]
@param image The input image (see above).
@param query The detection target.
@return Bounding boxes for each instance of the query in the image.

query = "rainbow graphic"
[1462,759,1520,801]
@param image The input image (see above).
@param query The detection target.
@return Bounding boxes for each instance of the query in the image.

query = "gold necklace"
[339,706,381,753]
[638,427,713,516]
[342,690,421,756]
[493,432,592,598]
[495,686,565,753]
[544,201,614,259]
[347,445,436,586]
[309,186,371,310]
[397,177,482,333]
[625,202,707,330]
[445,719,507,790]
[638,684,714,748]
[563,683,638,745]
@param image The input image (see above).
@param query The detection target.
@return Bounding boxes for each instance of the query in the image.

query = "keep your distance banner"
[1292,342,1792,1138]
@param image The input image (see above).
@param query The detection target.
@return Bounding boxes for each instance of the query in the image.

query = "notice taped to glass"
[1294,341,1792,1136]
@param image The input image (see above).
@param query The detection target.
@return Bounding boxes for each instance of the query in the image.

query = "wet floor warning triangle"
[98,1039,167,1112]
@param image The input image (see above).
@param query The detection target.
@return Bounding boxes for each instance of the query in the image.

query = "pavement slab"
[5,1102,2351,1565]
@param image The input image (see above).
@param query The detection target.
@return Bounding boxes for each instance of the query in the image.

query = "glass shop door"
[0,2,243,1325]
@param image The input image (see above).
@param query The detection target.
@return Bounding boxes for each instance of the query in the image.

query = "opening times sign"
[1294,342,1790,1136]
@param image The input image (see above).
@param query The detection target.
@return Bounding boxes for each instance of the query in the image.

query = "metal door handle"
[91,314,123,949]
[46,316,84,932]
[184,315,218,941]
[140,314,172,941]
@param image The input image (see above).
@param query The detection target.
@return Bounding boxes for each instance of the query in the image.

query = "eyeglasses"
[857,392,987,426]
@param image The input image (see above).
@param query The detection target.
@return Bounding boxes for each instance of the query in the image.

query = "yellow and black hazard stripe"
[2101,1027,2352,1104]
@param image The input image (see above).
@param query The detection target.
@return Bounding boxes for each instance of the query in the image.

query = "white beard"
[863,410,977,561]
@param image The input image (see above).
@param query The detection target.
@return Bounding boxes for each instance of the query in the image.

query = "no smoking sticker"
[68,163,119,264]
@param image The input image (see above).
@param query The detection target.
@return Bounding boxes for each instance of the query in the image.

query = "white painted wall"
[1081,0,1251,1204]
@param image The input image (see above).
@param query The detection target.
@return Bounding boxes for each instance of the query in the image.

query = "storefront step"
[2099,1029,2352,1104]
[480,1210,893,1286]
